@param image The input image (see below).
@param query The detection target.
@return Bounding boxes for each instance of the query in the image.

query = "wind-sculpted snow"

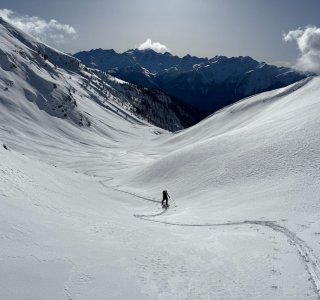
[1,17,320,300]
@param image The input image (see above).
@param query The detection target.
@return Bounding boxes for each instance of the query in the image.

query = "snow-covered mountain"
[74,48,312,112]
[1,17,320,300]
[0,18,201,132]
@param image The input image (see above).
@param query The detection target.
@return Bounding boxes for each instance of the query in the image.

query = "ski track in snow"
[105,182,320,298]
[99,179,160,204]
[2,17,320,299]
[136,216,320,298]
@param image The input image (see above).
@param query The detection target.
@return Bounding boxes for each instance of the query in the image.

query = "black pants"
[162,197,168,206]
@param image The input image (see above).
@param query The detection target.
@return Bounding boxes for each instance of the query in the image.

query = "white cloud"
[283,26,320,73]
[138,38,170,53]
[0,8,77,45]
[269,60,294,68]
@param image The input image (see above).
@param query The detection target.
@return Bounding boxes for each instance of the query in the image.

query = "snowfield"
[1,18,320,300]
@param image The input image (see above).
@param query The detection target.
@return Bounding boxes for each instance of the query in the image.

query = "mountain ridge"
[1,16,320,300]
[74,48,313,112]
[0,17,201,132]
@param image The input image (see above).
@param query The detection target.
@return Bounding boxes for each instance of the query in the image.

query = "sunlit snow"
[1,17,320,300]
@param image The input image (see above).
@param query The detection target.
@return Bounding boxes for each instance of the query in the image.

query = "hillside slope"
[120,76,320,298]
[1,18,320,300]
[0,17,199,132]
[124,76,320,224]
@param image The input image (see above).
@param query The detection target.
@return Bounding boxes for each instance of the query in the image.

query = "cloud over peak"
[138,38,170,53]
[0,8,77,46]
[283,26,320,73]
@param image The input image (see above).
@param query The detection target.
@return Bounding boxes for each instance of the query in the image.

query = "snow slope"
[0,17,198,133]
[121,76,320,297]
[1,18,320,300]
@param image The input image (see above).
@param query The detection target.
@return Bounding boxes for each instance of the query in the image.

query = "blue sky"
[1,0,320,68]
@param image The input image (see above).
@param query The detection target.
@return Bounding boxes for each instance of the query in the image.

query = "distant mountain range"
[74,48,313,113]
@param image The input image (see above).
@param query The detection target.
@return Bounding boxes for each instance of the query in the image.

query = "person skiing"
[162,190,170,207]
